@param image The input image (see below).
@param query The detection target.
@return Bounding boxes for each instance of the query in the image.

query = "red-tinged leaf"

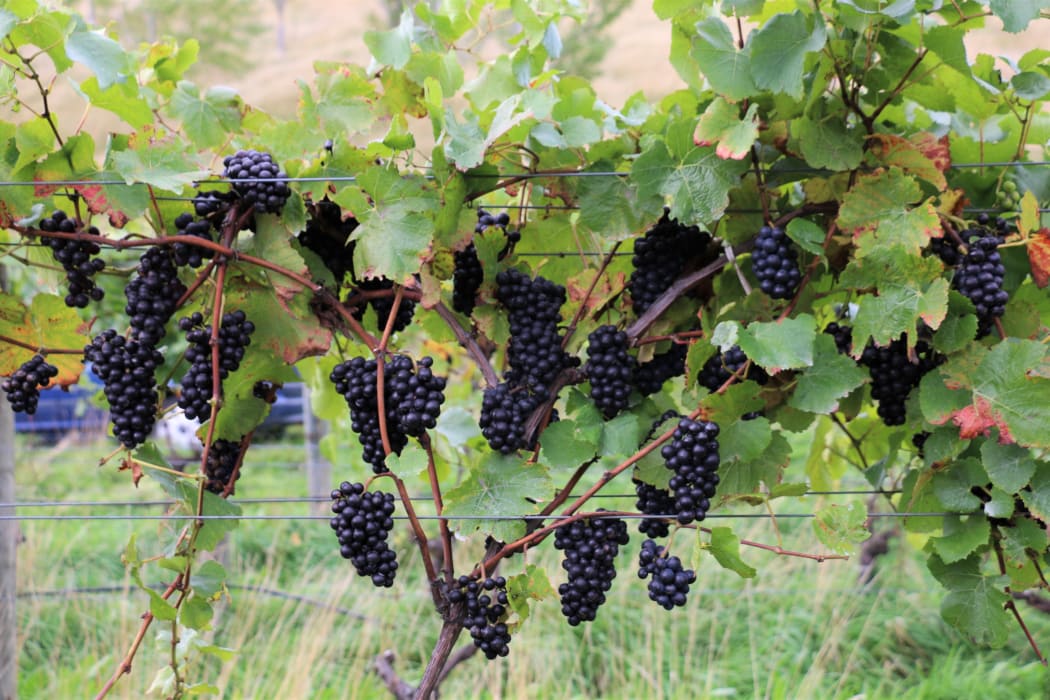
[108,209,129,228]
[1027,229,1050,288]
[33,180,58,199]
[75,184,109,215]
[868,133,947,189]
[911,132,951,174]
[694,98,760,161]
[120,456,145,487]
[950,397,1012,442]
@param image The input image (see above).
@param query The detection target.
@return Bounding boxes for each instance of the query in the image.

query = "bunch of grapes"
[823,322,854,356]
[953,234,1009,336]
[751,225,801,299]
[584,325,635,419]
[297,200,358,283]
[554,514,630,626]
[697,345,768,392]
[859,334,943,426]
[124,247,187,346]
[222,149,291,214]
[638,539,696,610]
[628,211,710,314]
[177,310,255,421]
[384,355,447,437]
[192,189,238,220]
[351,278,417,333]
[478,382,546,454]
[1,355,58,414]
[476,207,519,259]
[84,330,163,448]
[329,482,398,587]
[995,174,1023,213]
[632,343,688,397]
[633,478,675,538]
[929,215,1009,268]
[172,213,215,268]
[203,438,245,494]
[495,269,576,389]
[452,244,484,315]
[447,575,512,659]
[661,418,721,525]
[39,210,106,308]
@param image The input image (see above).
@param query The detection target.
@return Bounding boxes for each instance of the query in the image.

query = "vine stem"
[374,285,404,458]
[432,302,498,388]
[420,433,454,584]
[992,535,1046,665]
[693,525,848,562]
[93,575,184,700]
[373,471,440,602]
[560,241,621,350]
[0,333,83,355]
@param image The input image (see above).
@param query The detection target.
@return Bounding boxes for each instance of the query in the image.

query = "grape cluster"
[478,382,546,454]
[995,175,1023,213]
[84,330,163,448]
[632,343,688,397]
[495,269,576,389]
[192,189,238,219]
[40,211,105,308]
[697,345,768,392]
[1,355,58,414]
[172,213,215,268]
[447,575,511,659]
[628,211,710,314]
[222,149,291,214]
[584,325,635,419]
[859,334,942,426]
[633,478,675,538]
[953,234,1009,336]
[751,225,801,299]
[929,216,1009,268]
[329,482,398,587]
[351,278,417,333]
[638,539,696,610]
[297,200,358,282]
[124,247,187,346]
[452,244,484,315]
[554,514,629,625]
[661,418,721,525]
[177,311,255,421]
[476,208,519,260]
[386,355,447,437]
[823,322,854,356]
[204,438,245,494]
[330,355,446,471]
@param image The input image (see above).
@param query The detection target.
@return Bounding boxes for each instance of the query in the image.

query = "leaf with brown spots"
[1027,228,1050,288]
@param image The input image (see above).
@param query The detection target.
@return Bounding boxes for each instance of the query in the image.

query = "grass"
[12,433,1050,699]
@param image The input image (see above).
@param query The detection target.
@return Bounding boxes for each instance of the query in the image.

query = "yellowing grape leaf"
[0,292,87,385]
[1026,228,1050,288]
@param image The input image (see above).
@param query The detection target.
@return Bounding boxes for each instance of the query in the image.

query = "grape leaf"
[1019,462,1050,523]
[689,17,757,101]
[111,140,208,191]
[65,25,131,91]
[444,454,554,543]
[927,553,1011,647]
[788,334,868,414]
[180,593,213,631]
[718,425,790,497]
[631,141,749,225]
[930,515,990,564]
[838,169,941,257]
[1027,229,1050,289]
[224,281,332,365]
[793,116,863,171]
[169,81,243,150]
[989,0,1049,33]
[537,420,597,472]
[932,457,986,512]
[980,440,1036,495]
[734,314,816,372]
[868,133,948,190]
[706,526,757,578]
[0,293,87,385]
[749,11,826,99]
[506,563,556,622]
[693,98,759,160]
[812,502,870,554]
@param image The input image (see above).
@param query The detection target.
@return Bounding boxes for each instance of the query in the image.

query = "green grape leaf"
[538,420,598,472]
[785,217,827,257]
[65,26,130,90]
[193,560,227,599]
[693,98,759,160]
[718,424,791,497]
[364,10,413,69]
[707,526,757,578]
[76,76,152,128]
[932,458,987,512]
[980,440,1037,495]
[930,514,991,564]
[224,282,332,365]
[851,277,950,348]
[793,116,864,171]
[690,17,757,101]
[838,170,941,257]
[179,593,214,631]
[177,482,242,552]
[734,314,816,372]
[812,502,870,554]
[247,214,310,297]
[989,0,1049,33]
[111,140,208,191]
[13,117,55,173]
[506,563,556,622]
[632,141,749,225]
[788,334,868,414]
[1019,463,1050,522]
[208,349,299,442]
[444,455,554,543]
[927,553,1011,647]
[749,11,826,99]
[576,161,646,238]
[169,81,243,149]
[0,293,86,385]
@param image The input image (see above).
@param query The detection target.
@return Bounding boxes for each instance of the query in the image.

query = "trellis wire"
[0,511,950,522]
[0,489,902,510]
[1,159,1048,189]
